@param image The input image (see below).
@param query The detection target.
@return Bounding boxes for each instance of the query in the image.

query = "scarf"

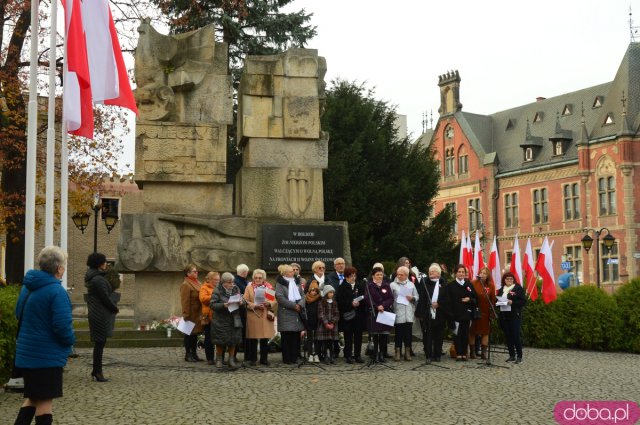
[186,276,202,292]
[502,284,515,297]
[286,276,301,302]
[431,279,440,303]
[314,274,325,286]
[456,278,466,286]
[305,281,320,303]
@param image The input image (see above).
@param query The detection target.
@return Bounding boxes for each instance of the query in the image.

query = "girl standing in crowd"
[366,266,394,363]
[243,269,277,366]
[303,277,322,363]
[498,272,527,364]
[180,263,203,362]
[85,252,119,381]
[390,266,419,361]
[469,266,496,359]
[317,286,340,364]
[337,267,366,364]
[199,271,219,365]
[446,264,477,361]
[275,264,305,365]
[210,272,243,370]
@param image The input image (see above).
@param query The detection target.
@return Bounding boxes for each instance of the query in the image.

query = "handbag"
[472,307,482,320]
[343,310,356,321]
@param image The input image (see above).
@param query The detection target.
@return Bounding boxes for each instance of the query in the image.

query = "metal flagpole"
[45,0,58,247]
[24,0,40,271]
[60,4,70,290]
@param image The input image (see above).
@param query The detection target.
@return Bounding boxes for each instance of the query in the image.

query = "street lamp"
[580,228,615,289]
[71,194,119,253]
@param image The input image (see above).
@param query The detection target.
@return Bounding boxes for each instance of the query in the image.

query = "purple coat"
[365,280,394,333]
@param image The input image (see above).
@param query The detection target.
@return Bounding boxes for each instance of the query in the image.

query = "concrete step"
[73,329,184,348]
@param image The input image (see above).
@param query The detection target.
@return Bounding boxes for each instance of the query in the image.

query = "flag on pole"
[82,0,138,114]
[488,236,502,290]
[472,230,485,279]
[510,234,523,284]
[62,0,94,138]
[523,238,539,300]
[459,230,467,266]
[465,231,473,275]
[535,237,558,304]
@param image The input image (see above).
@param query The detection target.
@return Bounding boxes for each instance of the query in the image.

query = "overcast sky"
[285,0,638,137]
[120,0,638,170]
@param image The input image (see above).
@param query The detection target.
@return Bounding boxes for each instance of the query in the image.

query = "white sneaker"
[313,355,320,363]
[308,355,314,363]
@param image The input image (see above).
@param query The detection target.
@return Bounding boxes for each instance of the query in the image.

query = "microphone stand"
[361,278,394,370]
[476,281,508,369]
[296,319,326,371]
[412,277,449,371]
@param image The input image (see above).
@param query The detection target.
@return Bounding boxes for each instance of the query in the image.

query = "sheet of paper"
[254,287,266,305]
[353,295,364,303]
[376,311,396,327]
[228,294,241,304]
[227,294,241,312]
[497,296,511,311]
[396,293,409,305]
[177,318,196,335]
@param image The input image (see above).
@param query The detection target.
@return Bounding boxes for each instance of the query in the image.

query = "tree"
[321,80,457,271]
[150,0,317,184]
[0,1,155,283]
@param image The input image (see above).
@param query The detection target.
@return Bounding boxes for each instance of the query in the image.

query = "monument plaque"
[262,224,344,270]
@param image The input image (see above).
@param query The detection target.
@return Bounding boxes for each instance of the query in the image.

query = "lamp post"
[71,194,119,253]
[580,228,615,289]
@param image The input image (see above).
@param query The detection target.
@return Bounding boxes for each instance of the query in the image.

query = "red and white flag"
[82,0,138,114]
[535,237,557,304]
[488,236,502,290]
[465,231,473,275]
[459,230,467,266]
[472,230,485,278]
[510,234,523,284]
[523,238,539,301]
[62,0,93,138]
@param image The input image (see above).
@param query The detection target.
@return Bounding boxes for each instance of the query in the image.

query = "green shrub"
[553,286,623,351]
[613,278,640,353]
[522,296,565,348]
[0,284,20,383]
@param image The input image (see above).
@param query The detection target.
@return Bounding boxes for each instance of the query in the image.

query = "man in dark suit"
[325,257,346,291]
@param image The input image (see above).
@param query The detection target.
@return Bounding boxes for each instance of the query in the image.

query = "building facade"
[429,43,640,292]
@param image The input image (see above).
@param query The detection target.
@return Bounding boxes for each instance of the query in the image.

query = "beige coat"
[243,284,277,339]
[180,278,203,334]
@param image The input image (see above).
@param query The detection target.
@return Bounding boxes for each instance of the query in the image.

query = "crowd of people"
[178,256,528,370]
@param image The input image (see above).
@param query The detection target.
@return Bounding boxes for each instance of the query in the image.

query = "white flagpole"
[24,0,40,271]
[60,126,69,290]
[45,0,58,247]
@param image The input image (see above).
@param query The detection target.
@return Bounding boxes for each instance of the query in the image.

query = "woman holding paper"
[210,272,243,370]
[337,267,366,363]
[180,263,203,362]
[366,267,394,363]
[276,264,306,364]
[446,264,477,361]
[390,266,419,361]
[469,267,497,359]
[498,272,527,364]
[243,269,277,366]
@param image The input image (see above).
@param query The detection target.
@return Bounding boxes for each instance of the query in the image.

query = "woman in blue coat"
[13,246,75,425]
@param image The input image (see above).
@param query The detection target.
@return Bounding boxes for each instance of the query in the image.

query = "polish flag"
[459,230,467,266]
[488,236,502,290]
[510,234,523,284]
[535,237,557,304]
[465,231,474,275]
[62,0,94,138]
[523,239,539,301]
[83,0,138,114]
[472,230,485,279]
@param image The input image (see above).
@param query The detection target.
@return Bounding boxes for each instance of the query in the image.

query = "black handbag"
[343,310,356,321]
[472,307,482,320]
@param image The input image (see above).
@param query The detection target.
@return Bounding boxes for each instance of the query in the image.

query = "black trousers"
[203,323,214,361]
[343,329,363,359]
[245,338,269,362]
[304,329,321,356]
[455,320,471,357]
[420,318,445,359]
[500,317,523,358]
[394,322,413,349]
[371,334,388,358]
[92,340,106,374]
[183,333,197,354]
[280,331,301,364]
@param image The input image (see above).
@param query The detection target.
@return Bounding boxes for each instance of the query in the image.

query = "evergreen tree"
[321,80,457,271]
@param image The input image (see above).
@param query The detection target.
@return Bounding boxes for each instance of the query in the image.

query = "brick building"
[428,42,640,292]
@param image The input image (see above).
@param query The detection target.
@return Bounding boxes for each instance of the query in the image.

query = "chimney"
[536,97,546,102]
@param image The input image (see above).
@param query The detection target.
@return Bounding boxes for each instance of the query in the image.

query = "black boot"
[14,406,36,425]
[35,414,53,425]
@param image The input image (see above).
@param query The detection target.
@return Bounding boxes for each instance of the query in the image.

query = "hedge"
[0,284,20,383]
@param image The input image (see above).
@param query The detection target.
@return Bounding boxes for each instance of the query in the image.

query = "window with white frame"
[598,176,616,215]
[533,188,548,224]
[563,183,580,220]
[505,192,519,228]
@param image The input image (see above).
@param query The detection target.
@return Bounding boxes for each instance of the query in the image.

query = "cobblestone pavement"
[2,344,639,425]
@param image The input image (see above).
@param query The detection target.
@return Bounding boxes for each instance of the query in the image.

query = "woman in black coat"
[85,252,119,382]
[365,267,394,363]
[337,267,366,363]
[415,263,449,362]
[498,272,527,364]
[446,264,477,361]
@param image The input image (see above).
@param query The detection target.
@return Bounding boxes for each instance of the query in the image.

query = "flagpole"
[24,0,40,271]
[45,0,58,247]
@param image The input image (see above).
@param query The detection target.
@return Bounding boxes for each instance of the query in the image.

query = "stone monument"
[117,21,349,324]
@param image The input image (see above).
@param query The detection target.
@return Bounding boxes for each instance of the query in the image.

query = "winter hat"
[322,285,335,297]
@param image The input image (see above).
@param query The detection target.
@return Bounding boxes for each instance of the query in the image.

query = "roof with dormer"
[441,42,640,177]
